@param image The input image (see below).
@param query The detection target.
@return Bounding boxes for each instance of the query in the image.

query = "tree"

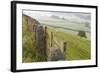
[78,30,87,38]
[85,22,90,28]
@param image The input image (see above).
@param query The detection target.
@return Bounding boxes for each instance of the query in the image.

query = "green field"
[47,27,90,60]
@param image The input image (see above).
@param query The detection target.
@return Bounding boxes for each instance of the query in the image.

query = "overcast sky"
[23,10,91,23]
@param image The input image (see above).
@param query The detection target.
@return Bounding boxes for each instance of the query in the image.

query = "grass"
[22,15,36,62]
[47,27,91,60]
[22,15,48,63]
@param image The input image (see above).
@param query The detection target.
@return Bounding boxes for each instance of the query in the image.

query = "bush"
[78,30,87,38]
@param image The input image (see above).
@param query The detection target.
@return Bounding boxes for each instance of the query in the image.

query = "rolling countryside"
[22,11,91,63]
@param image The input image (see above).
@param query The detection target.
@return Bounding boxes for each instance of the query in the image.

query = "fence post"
[44,26,47,38]
[63,42,67,59]
[35,26,47,61]
[44,26,47,51]
[50,32,53,47]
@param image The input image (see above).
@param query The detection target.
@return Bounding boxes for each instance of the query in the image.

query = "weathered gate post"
[35,25,47,61]
[44,26,47,47]
[50,32,53,47]
[63,42,67,59]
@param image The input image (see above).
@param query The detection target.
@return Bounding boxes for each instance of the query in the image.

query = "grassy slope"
[22,15,39,63]
[47,27,90,60]
[22,15,47,63]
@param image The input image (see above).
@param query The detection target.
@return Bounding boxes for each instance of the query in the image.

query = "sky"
[23,10,91,23]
